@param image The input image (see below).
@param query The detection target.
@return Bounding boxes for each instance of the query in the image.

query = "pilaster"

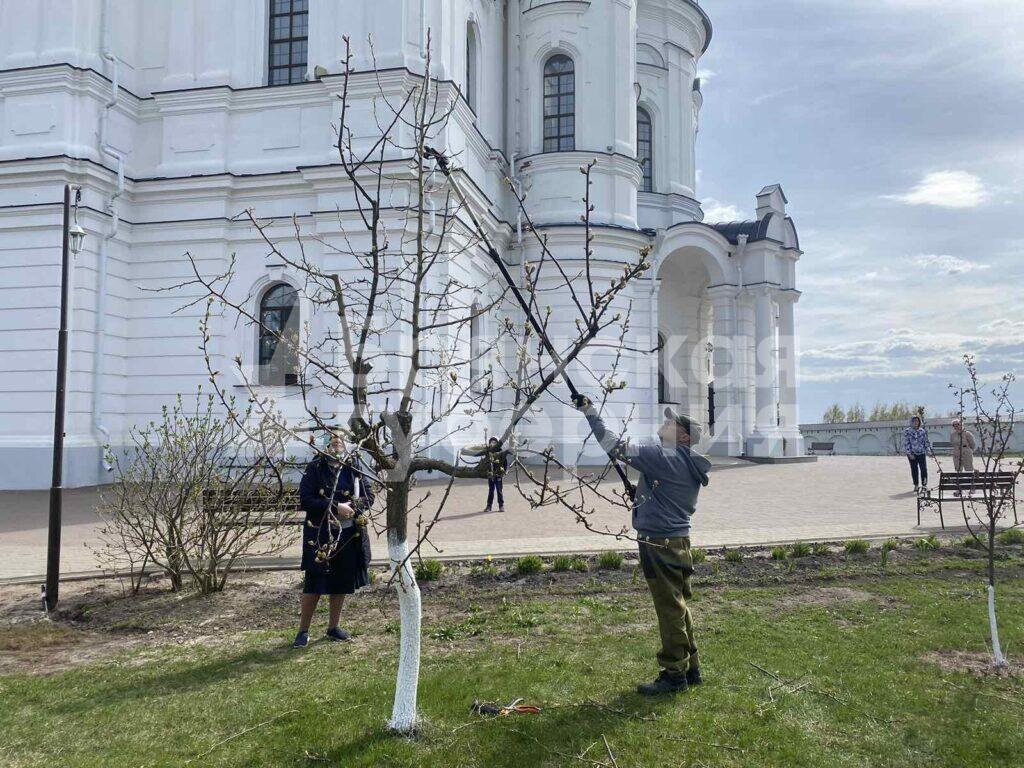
[705,285,741,455]
[746,285,782,457]
[775,289,804,456]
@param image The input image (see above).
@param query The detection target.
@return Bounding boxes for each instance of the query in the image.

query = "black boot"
[686,666,703,686]
[637,670,689,696]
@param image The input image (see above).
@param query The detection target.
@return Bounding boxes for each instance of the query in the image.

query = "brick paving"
[0,456,955,582]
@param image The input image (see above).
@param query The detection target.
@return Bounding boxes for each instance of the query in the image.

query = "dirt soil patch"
[773,586,881,611]
[922,650,1021,678]
[1,544,1018,676]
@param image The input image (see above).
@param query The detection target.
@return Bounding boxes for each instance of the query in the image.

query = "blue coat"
[298,456,373,572]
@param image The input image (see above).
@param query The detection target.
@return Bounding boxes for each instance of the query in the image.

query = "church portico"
[647,184,804,459]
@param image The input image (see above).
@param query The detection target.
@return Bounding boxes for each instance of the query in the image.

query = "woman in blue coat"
[293,432,373,648]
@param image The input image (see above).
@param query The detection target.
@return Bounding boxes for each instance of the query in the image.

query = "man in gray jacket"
[574,397,711,695]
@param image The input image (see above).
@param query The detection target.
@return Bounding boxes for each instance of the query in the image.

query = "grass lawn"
[1,545,1023,767]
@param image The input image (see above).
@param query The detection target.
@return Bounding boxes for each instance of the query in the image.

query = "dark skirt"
[301,526,370,595]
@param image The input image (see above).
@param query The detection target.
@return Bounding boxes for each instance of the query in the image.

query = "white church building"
[0,0,805,490]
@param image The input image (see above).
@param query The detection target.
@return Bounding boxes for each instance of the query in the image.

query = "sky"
[694,0,1024,423]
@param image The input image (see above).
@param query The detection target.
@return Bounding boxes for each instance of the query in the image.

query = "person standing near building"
[461,437,512,513]
[574,397,710,695]
[293,431,373,648]
[950,418,977,472]
[903,415,931,492]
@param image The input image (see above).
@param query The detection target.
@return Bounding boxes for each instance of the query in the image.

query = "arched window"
[466,22,479,111]
[258,283,299,386]
[268,0,308,85]
[543,54,575,152]
[637,107,653,192]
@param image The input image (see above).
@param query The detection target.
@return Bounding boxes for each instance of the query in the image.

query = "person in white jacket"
[950,419,977,472]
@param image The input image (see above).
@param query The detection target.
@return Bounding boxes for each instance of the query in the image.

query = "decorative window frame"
[531,42,583,154]
[465,18,481,113]
[637,105,654,193]
[234,270,309,392]
[267,0,309,86]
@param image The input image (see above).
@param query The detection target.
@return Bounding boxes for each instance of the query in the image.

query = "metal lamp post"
[45,185,84,612]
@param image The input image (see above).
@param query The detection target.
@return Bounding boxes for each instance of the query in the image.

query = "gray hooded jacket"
[585,412,711,539]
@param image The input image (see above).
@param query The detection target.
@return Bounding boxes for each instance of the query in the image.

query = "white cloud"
[701,198,744,223]
[911,254,990,274]
[887,171,989,209]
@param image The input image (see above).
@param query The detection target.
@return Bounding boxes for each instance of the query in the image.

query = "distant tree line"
[821,401,929,424]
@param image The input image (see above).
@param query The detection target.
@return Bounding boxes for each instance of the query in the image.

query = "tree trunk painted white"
[387,530,422,733]
[987,584,1007,667]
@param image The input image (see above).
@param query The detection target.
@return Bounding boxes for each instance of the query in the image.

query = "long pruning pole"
[423,147,634,497]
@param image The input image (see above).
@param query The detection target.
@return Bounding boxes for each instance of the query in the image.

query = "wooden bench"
[807,441,835,456]
[202,486,304,527]
[917,471,1018,529]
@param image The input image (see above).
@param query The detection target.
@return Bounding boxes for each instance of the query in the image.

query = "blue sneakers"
[292,630,310,648]
[325,626,351,642]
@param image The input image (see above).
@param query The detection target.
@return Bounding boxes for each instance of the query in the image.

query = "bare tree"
[947,355,1022,667]
[165,36,649,733]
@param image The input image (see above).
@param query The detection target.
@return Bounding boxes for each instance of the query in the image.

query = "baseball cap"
[664,406,702,442]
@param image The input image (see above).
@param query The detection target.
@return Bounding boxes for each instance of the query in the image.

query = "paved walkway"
[0,457,956,582]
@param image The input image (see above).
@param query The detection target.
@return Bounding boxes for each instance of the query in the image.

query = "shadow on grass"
[292,687,688,768]
[45,638,301,718]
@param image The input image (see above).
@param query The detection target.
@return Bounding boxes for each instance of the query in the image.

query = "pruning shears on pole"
[423,146,635,500]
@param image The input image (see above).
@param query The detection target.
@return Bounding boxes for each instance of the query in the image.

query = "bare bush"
[95,391,295,595]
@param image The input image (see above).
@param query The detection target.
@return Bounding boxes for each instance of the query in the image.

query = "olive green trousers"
[638,536,699,675]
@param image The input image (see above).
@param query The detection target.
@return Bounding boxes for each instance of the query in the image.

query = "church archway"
[656,248,716,435]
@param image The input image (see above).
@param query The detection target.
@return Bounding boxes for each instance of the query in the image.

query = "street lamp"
[45,185,83,612]
[68,202,85,257]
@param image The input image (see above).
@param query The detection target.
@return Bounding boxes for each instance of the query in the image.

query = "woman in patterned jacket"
[903,415,931,492]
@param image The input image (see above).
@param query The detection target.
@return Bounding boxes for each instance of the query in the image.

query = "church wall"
[0,1,803,488]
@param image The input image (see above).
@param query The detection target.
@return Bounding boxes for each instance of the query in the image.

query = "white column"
[197,0,233,85]
[735,292,755,441]
[746,286,783,457]
[162,0,197,89]
[776,290,804,455]
[649,277,662,438]
[608,0,637,157]
[664,44,695,197]
[706,286,741,455]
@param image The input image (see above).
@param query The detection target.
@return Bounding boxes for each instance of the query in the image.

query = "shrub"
[844,539,870,555]
[515,555,544,575]
[691,548,707,564]
[914,535,940,551]
[724,549,744,564]
[470,562,499,578]
[96,391,294,595]
[569,556,589,572]
[960,536,985,550]
[790,542,812,558]
[997,529,1024,546]
[883,537,902,551]
[414,558,444,582]
[770,546,788,561]
[598,551,624,570]
[552,555,573,572]
[812,542,831,556]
